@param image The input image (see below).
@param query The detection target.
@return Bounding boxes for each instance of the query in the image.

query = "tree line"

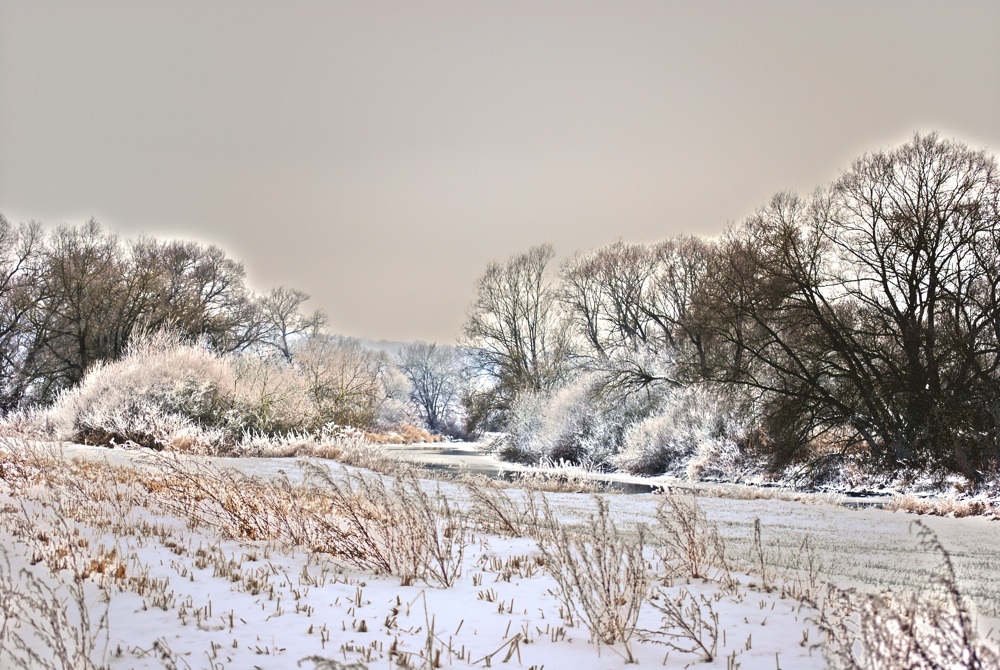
[0,217,325,412]
[3,133,996,482]
[461,134,1000,482]
[0,216,472,443]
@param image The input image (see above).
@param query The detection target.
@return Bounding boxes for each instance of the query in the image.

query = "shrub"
[40,332,234,450]
[616,384,749,479]
[500,374,637,469]
[654,493,730,582]
[26,331,409,452]
[228,352,313,435]
[536,496,648,662]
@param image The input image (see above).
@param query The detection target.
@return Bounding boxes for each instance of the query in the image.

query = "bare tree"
[557,238,713,396]
[646,236,715,378]
[700,135,1000,477]
[30,220,128,395]
[396,341,462,433]
[148,239,266,353]
[0,217,45,410]
[258,286,327,362]
[559,242,659,358]
[0,218,319,408]
[294,334,393,430]
[462,244,569,417]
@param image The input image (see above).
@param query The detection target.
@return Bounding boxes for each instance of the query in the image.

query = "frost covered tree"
[462,244,570,422]
[258,286,327,362]
[395,341,463,433]
[0,217,324,408]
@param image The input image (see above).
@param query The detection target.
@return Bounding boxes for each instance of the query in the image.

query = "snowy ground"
[381,441,1000,612]
[1,440,998,669]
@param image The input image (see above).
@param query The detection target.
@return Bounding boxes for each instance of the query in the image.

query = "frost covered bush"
[615,384,749,479]
[40,332,235,450]
[33,331,407,452]
[500,374,639,469]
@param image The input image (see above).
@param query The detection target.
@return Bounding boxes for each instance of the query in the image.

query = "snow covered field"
[1,440,998,669]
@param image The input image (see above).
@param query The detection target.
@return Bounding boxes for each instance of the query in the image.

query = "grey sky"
[2,1,999,343]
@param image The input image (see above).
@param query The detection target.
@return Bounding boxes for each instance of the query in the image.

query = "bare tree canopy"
[396,341,463,433]
[258,286,327,362]
[0,218,320,408]
[462,134,1000,481]
[462,244,569,414]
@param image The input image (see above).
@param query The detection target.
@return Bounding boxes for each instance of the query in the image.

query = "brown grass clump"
[365,424,445,445]
[508,468,608,494]
[0,438,474,590]
[885,494,998,519]
[135,452,472,588]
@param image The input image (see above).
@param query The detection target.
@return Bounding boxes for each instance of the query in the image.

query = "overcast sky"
[2,1,999,343]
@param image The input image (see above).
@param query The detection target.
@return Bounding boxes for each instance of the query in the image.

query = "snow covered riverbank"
[2,440,998,668]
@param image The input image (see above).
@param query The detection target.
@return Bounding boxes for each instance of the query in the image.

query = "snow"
[2,440,998,668]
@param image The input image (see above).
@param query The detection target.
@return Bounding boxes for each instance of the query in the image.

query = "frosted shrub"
[370,364,415,432]
[228,354,313,435]
[41,332,235,449]
[539,376,621,467]
[616,384,748,479]
[31,330,413,453]
[537,496,647,661]
[497,391,547,464]
[39,332,333,451]
[501,375,627,468]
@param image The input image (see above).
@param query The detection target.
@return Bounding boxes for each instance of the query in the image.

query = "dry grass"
[1,437,997,669]
[535,496,648,663]
[816,521,1000,669]
[0,551,109,670]
[694,483,846,507]
[365,424,445,445]
[462,475,539,537]
[300,464,472,587]
[507,468,609,494]
[885,493,999,519]
[654,493,731,582]
[643,587,720,663]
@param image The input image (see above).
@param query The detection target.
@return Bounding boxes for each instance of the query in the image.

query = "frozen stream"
[56,440,1000,619]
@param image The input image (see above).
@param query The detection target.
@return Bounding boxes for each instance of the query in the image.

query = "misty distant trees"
[462,134,1000,482]
[395,342,464,434]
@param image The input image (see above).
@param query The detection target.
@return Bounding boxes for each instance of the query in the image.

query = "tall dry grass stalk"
[643,587,720,663]
[302,464,471,587]
[816,521,999,669]
[535,496,648,663]
[654,493,731,583]
[462,476,539,537]
[0,551,109,670]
